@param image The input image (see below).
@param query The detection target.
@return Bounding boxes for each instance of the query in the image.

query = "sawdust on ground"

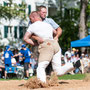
[0,79,90,90]
[24,72,59,89]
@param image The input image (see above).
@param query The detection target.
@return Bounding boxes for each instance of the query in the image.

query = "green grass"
[0,78,22,81]
[58,74,85,80]
[0,76,33,81]
[0,74,86,81]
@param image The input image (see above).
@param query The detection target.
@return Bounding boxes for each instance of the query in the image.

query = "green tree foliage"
[0,0,27,20]
[51,8,80,52]
[50,0,90,52]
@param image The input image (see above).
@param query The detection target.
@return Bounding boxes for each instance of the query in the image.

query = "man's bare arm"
[31,34,44,43]
[23,32,35,45]
[54,27,62,41]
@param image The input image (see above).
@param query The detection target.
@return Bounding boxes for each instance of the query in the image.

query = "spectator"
[71,48,76,55]
[3,45,17,79]
[21,44,31,79]
[13,49,19,64]
[64,48,71,64]
[71,54,76,63]
[34,57,38,69]
[19,46,25,66]
[30,55,36,70]
[75,49,79,55]
[65,48,71,56]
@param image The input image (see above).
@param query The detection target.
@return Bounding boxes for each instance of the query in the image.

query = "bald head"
[29,11,42,23]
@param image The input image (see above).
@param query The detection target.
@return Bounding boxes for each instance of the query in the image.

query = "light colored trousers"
[37,49,74,83]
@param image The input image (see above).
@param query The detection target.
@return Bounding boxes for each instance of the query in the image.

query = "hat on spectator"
[72,48,76,51]
[6,45,10,50]
[71,54,74,56]
[21,44,26,48]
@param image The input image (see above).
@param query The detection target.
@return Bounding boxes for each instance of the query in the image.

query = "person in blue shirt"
[3,45,15,79]
[21,44,31,79]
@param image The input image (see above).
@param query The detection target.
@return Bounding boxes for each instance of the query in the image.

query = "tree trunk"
[79,0,88,39]
[79,0,88,52]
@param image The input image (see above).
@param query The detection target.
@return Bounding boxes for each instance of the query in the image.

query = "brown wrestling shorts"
[38,40,60,63]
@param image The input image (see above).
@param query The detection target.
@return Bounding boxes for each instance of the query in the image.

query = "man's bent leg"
[37,61,49,83]
[52,48,62,69]
[53,62,74,76]
[52,48,74,76]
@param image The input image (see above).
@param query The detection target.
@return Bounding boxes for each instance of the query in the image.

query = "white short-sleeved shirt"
[27,21,54,40]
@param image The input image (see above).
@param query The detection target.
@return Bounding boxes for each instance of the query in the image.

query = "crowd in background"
[0,45,90,79]
[0,44,38,79]
[61,48,90,74]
